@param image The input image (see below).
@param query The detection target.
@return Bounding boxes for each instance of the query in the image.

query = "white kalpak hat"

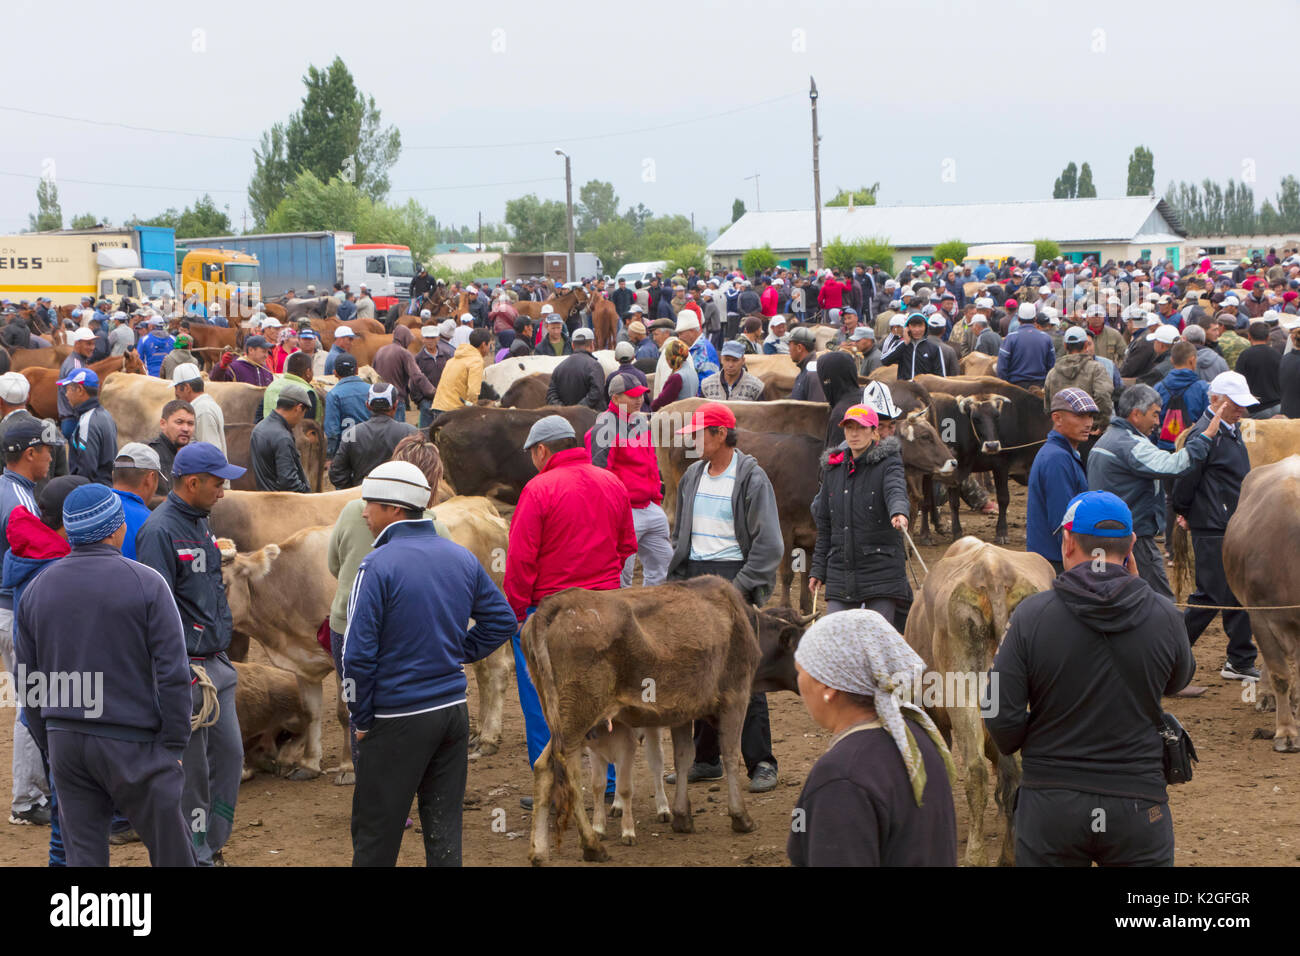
[361,461,431,510]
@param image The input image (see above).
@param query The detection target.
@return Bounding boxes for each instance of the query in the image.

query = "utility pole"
[745,173,761,211]
[555,149,575,281]
[810,76,823,271]
[478,211,483,250]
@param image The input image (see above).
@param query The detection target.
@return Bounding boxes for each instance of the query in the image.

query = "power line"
[390,176,562,193]
[0,105,258,143]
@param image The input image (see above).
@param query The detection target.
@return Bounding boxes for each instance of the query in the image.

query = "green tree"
[1053,162,1078,199]
[826,184,879,207]
[742,244,777,273]
[1076,162,1096,198]
[932,239,968,265]
[1126,146,1154,196]
[1259,198,1281,234]
[248,57,400,227]
[28,178,62,231]
[662,244,707,275]
[731,198,746,222]
[504,194,568,250]
[579,219,638,274]
[576,180,619,235]
[622,203,652,232]
[1034,239,1061,262]
[855,238,896,272]
[263,170,440,257]
[1277,174,1300,231]
[638,214,702,259]
[69,212,99,229]
[138,194,232,238]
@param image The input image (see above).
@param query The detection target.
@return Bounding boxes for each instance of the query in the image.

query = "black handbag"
[1098,636,1198,785]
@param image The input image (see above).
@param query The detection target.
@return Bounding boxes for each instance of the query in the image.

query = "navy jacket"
[1171,412,1252,534]
[996,326,1057,385]
[342,519,516,731]
[0,469,39,603]
[1026,430,1088,564]
[135,491,234,657]
[69,399,117,485]
[15,542,191,756]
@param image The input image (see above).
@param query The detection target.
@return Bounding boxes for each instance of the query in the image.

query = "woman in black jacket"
[809,404,912,622]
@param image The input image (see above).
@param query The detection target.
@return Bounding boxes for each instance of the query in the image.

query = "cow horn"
[797,609,818,626]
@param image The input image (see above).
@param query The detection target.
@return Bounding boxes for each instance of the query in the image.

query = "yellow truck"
[178,248,261,320]
[0,227,177,306]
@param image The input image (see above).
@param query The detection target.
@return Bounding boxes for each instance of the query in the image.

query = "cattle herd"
[4,294,1300,869]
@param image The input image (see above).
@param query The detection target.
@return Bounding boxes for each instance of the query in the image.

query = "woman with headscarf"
[810,404,911,625]
[271,328,300,374]
[818,350,865,449]
[650,338,698,411]
[787,609,957,867]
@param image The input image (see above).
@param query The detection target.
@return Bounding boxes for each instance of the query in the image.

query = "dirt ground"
[2,488,1297,867]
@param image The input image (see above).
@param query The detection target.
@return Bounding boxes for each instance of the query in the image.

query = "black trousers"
[681,559,776,775]
[1014,787,1174,867]
[351,704,469,867]
[48,730,195,867]
[1184,534,1257,670]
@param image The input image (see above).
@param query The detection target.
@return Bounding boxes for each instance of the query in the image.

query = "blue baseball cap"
[56,368,99,389]
[172,441,247,480]
[1056,491,1133,538]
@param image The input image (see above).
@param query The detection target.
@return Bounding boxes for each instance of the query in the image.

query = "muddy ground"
[2,488,1296,867]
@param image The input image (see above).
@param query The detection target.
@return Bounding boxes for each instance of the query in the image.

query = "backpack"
[1158,386,1189,445]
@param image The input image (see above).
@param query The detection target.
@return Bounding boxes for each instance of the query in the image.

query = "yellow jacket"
[433,343,485,411]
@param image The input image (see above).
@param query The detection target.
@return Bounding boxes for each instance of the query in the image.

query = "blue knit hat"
[63,483,125,546]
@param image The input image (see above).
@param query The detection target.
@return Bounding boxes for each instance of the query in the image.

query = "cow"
[23,351,146,420]
[218,495,516,783]
[1223,455,1300,752]
[740,354,800,398]
[918,378,1052,544]
[224,418,327,492]
[231,659,314,780]
[100,374,265,444]
[522,577,809,863]
[310,317,387,349]
[483,351,621,398]
[1240,417,1300,469]
[284,296,340,322]
[210,488,363,550]
[960,352,998,377]
[431,405,599,504]
[185,325,240,371]
[499,373,551,409]
[10,346,71,372]
[904,537,1056,866]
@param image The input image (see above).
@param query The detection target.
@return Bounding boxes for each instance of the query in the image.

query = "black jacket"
[610,287,634,318]
[147,433,182,480]
[810,437,911,604]
[136,491,234,657]
[1235,343,1281,407]
[547,350,605,409]
[1120,337,1157,379]
[881,337,947,379]
[1281,350,1300,418]
[1170,411,1251,534]
[68,399,117,486]
[249,410,311,493]
[1,319,31,350]
[328,414,416,490]
[986,564,1194,803]
[409,273,434,300]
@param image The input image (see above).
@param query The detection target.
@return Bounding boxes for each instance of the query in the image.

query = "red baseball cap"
[675,402,737,435]
[839,404,880,429]
[1005,298,1018,308]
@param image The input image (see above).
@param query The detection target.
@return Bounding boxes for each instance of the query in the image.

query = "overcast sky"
[5,0,1298,237]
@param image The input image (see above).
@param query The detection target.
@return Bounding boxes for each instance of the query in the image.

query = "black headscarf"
[818,350,861,409]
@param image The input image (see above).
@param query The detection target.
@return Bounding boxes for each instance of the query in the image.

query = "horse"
[23,349,147,420]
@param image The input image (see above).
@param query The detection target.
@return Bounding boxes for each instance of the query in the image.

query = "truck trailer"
[0,226,177,307]
[501,251,604,283]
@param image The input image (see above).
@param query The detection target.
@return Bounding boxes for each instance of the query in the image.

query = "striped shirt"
[689,453,743,561]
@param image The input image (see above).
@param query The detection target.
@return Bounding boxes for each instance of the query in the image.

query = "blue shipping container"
[176,233,340,299]
[134,225,177,281]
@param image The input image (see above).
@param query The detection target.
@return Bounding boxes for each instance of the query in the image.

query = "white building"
[708,196,1188,272]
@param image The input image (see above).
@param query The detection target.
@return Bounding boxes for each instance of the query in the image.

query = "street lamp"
[810,76,823,272]
[555,148,576,283]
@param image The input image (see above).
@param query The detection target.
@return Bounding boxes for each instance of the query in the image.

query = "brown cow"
[432,405,599,504]
[1223,455,1300,752]
[100,374,265,445]
[904,537,1055,866]
[1240,417,1300,469]
[11,346,71,372]
[185,325,240,371]
[523,576,762,864]
[741,354,800,398]
[960,352,998,377]
[499,373,551,409]
[224,418,326,492]
[231,659,314,780]
[209,488,362,550]
[23,351,146,420]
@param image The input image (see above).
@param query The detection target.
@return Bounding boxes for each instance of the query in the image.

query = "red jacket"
[7,506,70,560]
[818,279,846,310]
[760,286,778,317]
[585,404,663,508]
[504,447,637,620]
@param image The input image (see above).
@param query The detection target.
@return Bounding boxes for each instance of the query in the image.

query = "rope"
[190,662,220,731]
[900,525,930,576]
[966,414,1049,453]
[1172,601,1300,611]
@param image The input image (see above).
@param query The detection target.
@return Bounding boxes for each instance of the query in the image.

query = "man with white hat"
[675,311,719,381]
[537,308,571,357]
[171,363,226,456]
[968,310,1001,356]
[995,306,1055,388]
[328,384,416,490]
[1171,371,1260,681]
[355,284,375,321]
[879,312,907,356]
[414,323,456,428]
[342,460,515,866]
[1137,323,1180,387]
[56,328,98,440]
[324,324,356,376]
[762,315,790,355]
[451,313,475,349]
[547,328,606,409]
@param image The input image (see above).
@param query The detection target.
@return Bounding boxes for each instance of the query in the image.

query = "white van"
[613,260,668,287]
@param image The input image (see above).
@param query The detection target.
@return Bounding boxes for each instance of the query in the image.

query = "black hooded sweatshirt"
[818,351,865,449]
[985,563,1194,803]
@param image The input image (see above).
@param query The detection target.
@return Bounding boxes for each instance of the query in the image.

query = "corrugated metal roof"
[708,197,1186,253]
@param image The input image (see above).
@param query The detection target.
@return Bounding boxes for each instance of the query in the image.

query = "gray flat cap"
[278,382,313,407]
[523,414,575,451]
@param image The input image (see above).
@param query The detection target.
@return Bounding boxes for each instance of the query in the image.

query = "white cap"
[210,301,222,312]
[333,325,356,338]
[459,313,473,324]
[1208,370,1260,407]
[1017,302,1037,320]
[111,311,127,322]
[359,283,367,291]
[571,327,594,342]
[970,312,988,326]
[420,309,432,319]
[889,314,906,327]
[0,372,30,404]
[1146,324,1180,344]
[674,312,700,332]
[540,304,554,315]
[420,324,440,338]
[361,461,432,510]
[862,380,901,420]
[974,297,994,309]
[70,327,96,343]
[770,315,787,328]
[926,314,947,328]
[466,285,478,294]
[170,362,202,384]
[261,317,282,329]
[439,319,456,338]
[1222,295,1240,306]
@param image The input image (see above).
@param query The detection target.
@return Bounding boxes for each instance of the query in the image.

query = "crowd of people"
[0,244,1294,868]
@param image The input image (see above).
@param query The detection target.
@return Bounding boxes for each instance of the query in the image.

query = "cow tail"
[521,606,576,840]
[1170,522,1193,603]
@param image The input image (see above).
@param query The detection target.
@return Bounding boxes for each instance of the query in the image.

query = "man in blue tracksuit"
[16,483,195,866]
[323,355,371,458]
[1026,388,1098,573]
[343,461,516,867]
[135,442,247,866]
[996,309,1057,388]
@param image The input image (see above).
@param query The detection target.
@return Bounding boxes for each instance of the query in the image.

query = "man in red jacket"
[817,271,847,314]
[504,414,636,804]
